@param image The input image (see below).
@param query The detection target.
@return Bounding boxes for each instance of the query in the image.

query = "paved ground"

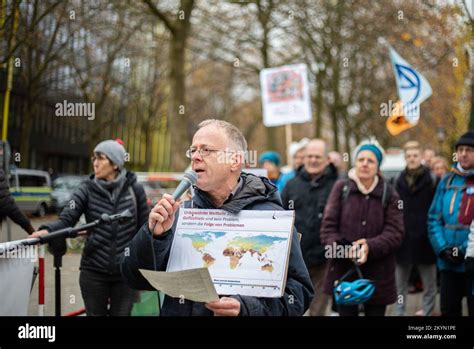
[2,215,467,316]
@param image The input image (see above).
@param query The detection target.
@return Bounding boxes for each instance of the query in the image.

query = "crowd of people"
[263,131,474,316]
[20,119,474,317]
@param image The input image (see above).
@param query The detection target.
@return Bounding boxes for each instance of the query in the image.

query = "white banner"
[0,243,35,315]
[260,64,312,127]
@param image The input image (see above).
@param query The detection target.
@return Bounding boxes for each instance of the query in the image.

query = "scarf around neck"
[348,168,379,195]
[93,170,127,203]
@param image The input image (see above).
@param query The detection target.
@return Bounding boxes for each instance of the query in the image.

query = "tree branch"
[143,0,176,35]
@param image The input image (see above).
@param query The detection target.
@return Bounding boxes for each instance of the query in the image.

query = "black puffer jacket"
[121,172,314,316]
[0,170,34,234]
[40,171,149,275]
[281,164,339,268]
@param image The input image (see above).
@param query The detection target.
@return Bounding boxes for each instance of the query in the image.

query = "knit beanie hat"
[353,138,385,168]
[94,139,126,170]
[455,131,474,150]
[258,151,281,167]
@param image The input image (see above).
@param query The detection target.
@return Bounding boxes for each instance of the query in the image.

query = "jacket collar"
[88,170,136,193]
[398,165,432,192]
[298,163,338,184]
[451,162,474,177]
[191,172,281,214]
[348,168,379,195]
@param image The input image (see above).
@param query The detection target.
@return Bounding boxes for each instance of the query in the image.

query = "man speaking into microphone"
[121,119,313,316]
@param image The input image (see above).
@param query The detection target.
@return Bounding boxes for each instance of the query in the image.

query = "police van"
[9,168,52,216]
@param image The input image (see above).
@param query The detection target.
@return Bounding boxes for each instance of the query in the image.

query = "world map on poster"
[166,209,294,297]
[168,230,288,279]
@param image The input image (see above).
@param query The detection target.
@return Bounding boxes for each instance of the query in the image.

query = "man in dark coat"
[394,141,437,316]
[281,139,338,316]
[121,119,313,316]
[0,169,34,235]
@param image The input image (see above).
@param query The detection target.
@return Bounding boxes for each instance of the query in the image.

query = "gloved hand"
[440,247,464,265]
[452,249,465,264]
[465,257,474,277]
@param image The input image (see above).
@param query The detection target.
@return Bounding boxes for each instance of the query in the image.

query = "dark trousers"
[440,270,474,316]
[79,269,137,316]
[338,304,386,317]
[308,263,330,316]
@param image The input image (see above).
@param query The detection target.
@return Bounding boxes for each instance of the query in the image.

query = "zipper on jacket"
[465,195,472,217]
[449,191,457,215]
[109,180,130,275]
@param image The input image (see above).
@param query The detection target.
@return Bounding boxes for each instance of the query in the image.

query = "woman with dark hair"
[32,139,149,316]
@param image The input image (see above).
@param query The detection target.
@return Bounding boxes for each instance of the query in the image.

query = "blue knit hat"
[259,151,281,167]
[356,143,384,168]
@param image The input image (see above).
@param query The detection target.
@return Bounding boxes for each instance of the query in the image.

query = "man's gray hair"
[197,119,248,154]
[307,138,329,157]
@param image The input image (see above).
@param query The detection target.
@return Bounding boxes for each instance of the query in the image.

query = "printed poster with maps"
[167,208,294,298]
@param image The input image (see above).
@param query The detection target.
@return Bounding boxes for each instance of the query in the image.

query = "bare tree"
[143,0,195,170]
[17,0,71,166]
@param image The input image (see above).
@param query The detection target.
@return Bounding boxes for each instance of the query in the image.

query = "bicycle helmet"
[334,278,375,305]
[333,263,375,305]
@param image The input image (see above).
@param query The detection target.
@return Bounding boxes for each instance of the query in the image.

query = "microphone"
[149,170,197,237]
[171,170,198,200]
[149,171,197,274]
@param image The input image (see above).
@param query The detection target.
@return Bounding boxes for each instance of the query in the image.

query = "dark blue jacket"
[120,172,314,316]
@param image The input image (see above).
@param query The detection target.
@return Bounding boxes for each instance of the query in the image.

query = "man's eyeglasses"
[185,148,235,159]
